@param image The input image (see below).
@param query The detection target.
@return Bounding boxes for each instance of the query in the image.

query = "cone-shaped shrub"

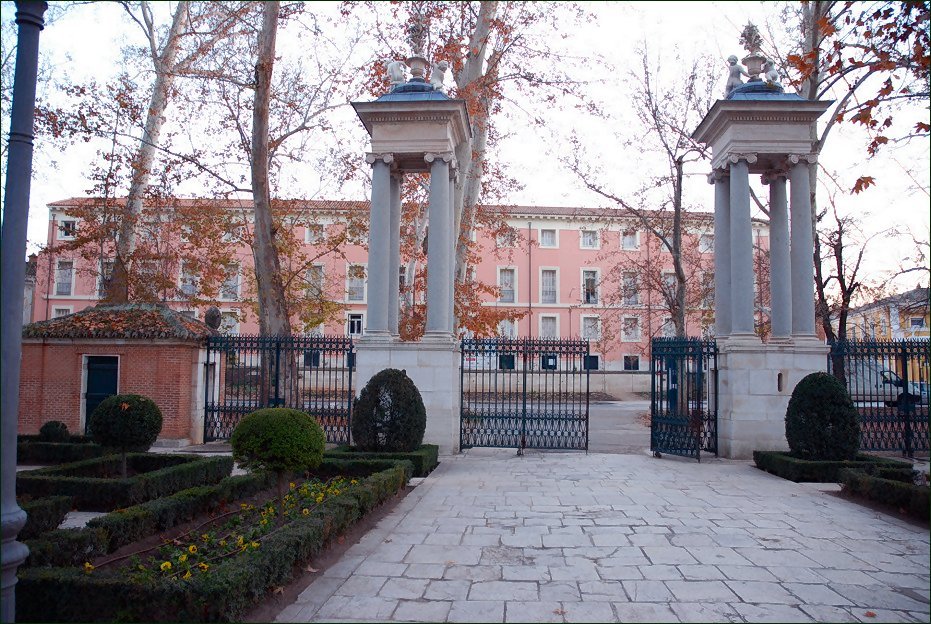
[352,368,426,453]
[785,371,860,461]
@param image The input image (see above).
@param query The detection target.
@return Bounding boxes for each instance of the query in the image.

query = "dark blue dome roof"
[376,78,450,102]
[727,79,804,101]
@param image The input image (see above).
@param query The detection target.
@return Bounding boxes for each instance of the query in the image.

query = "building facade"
[31,198,771,370]
[845,286,930,341]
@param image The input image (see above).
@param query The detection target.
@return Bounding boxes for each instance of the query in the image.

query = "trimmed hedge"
[18,434,95,444]
[17,460,412,622]
[17,454,233,511]
[19,496,74,540]
[326,444,439,477]
[839,468,929,521]
[17,441,107,464]
[753,450,908,483]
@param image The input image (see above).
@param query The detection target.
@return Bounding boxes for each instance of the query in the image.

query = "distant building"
[845,286,930,341]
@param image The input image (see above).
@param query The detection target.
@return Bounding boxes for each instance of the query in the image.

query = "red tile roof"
[23,303,217,340]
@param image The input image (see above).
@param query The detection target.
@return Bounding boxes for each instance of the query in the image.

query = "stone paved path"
[275,449,930,623]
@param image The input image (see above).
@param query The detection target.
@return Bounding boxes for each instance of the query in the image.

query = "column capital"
[365,152,394,165]
[727,153,758,165]
[425,151,456,167]
[707,168,730,184]
[760,170,788,185]
[787,153,817,166]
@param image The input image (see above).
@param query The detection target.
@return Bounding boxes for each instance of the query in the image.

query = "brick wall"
[19,339,203,443]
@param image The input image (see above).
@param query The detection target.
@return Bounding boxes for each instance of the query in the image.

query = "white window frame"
[58,218,78,241]
[52,306,73,318]
[910,317,926,329]
[221,225,243,244]
[219,310,240,335]
[496,228,517,248]
[55,260,74,296]
[305,223,324,244]
[581,268,600,305]
[538,227,558,249]
[347,312,364,337]
[306,264,325,299]
[220,263,240,301]
[178,262,199,298]
[622,271,640,307]
[539,267,559,305]
[699,233,714,254]
[539,314,559,339]
[620,229,639,251]
[622,315,642,342]
[623,354,641,371]
[97,259,114,298]
[497,266,517,304]
[498,318,517,338]
[580,314,601,340]
[346,263,367,303]
[579,229,600,250]
[180,310,197,319]
[661,316,675,338]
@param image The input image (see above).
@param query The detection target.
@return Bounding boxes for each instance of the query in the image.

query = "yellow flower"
[289,482,296,490]
[240,503,248,510]
[219,540,227,547]
[201,533,210,542]
[182,570,192,580]
[250,541,260,549]
[236,536,245,546]
[302,508,310,516]
[160,561,172,572]
[188,545,197,554]
[315,494,324,503]
[350,479,358,485]
[83,562,94,573]
[178,554,188,563]
[198,562,209,571]
[260,518,268,526]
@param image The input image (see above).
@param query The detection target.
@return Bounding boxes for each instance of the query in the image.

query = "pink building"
[30,198,771,371]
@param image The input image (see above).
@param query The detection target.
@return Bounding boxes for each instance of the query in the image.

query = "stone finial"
[204,306,221,329]
[407,7,426,57]
[430,60,449,92]
[740,23,763,55]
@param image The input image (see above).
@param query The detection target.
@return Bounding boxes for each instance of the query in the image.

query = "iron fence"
[828,339,929,456]
[650,337,718,461]
[204,335,354,443]
[460,338,590,452]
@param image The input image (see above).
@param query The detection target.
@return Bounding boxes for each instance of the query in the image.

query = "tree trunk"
[107,1,189,303]
[672,157,687,337]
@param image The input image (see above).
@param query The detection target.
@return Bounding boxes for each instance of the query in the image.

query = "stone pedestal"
[354,337,461,454]
[717,337,828,459]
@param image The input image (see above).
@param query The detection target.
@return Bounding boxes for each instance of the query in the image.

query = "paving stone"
[725,579,802,604]
[621,579,674,602]
[444,565,502,582]
[734,547,818,568]
[353,561,408,577]
[369,543,414,564]
[814,568,884,586]
[669,601,742,623]
[611,602,679,623]
[730,602,816,623]
[666,580,738,602]
[676,564,726,581]
[321,554,366,578]
[596,565,644,581]
[391,599,451,623]
[540,581,583,602]
[550,562,602,582]
[447,600,504,623]
[424,579,472,601]
[578,580,624,601]
[424,532,464,546]
[639,564,684,581]
[563,601,618,623]
[470,580,539,602]
[379,577,429,600]
[852,609,926,623]
[798,604,857,622]
[502,564,550,581]
[831,585,930,611]
[315,595,399,621]
[716,564,778,582]
[684,546,752,566]
[403,563,447,579]
[406,544,482,565]
[504,601,565,623]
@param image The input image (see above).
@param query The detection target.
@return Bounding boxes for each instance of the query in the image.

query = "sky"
[3,0,929,294]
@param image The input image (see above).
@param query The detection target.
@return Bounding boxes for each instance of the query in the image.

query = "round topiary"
[89,394,163,476]
[39,420,70,443]
[230,408,325,503]
[352,368,426,453]
[785,371,860,461]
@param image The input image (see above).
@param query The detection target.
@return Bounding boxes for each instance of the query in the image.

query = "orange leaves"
[852,176,876,194]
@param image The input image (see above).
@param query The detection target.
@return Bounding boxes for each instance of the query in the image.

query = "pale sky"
[6,1,929,294]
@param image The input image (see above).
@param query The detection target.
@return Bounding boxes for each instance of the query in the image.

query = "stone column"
[448,166,458,334]
[388,173,402,336]
[425,152,452,335]
[728,155,757,337]
[2,3,47,620]
[364,153,393,336]
[766,172,792,339]
[789,156,816,337]
[711,170,731,337]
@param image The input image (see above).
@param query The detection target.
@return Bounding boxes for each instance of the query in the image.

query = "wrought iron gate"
[650,337,718,461]
[828,339,929,457]
[460,338,590,452]
[204,335,354,443]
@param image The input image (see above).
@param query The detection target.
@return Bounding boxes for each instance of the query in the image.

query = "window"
[496,228,517,248]
[222,225,243,244]
[52,307,72,318]
[399,266,406,292]
[580,230,599,249]
[346,224,367,246]
[97,260,114,298]
[661,316,675,338]
[498,318,517,338]
[910,317,927,329]
[219,311,239,335]
[306,265,324,299]
[179,263,198,298]
[498,268,515,303]
[623,355,640,371]
[584,355,600,370]
[305,223,323,244]
[541,269,557,304]
[622,316,641,342]
[220,264,240,301]
[58,219,78,240]
[662,271,676,297]
[539,228,557,248]
[581,315,600,340]
[55,260,73,296]
[540,315,558,338]
[180,310,196,319]
[701,272,714,309]
[180,224,193,243]
[622,272,640,306]
[347,313,363,337]
[699,234,714,253]
[621,229,639,251]
[582,269,599,304]
[347,264,366,302]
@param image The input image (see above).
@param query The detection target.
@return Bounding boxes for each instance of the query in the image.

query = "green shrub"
[785,372,859,461]
[231,408,325,504]
[753,450,908,483]
[839,468,930,521]
[19,496,73,539]
[89,394,163,476]
[352,368,426,453]
[326,444,438,477]
[39,421,70,443]
[17,441,106,464]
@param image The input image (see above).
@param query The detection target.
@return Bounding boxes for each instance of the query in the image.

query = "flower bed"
[17,454,233,511]
[839,468,930,521]
[17,458,412,622]
[326,444,439,477]
[752,450,909,483]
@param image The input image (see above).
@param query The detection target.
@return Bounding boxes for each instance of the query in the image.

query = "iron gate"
[460,338,590,452]
[828,339,929,457]
[650,337,718,461]
[204,335,354,443]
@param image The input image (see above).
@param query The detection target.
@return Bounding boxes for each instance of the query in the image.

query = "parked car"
[844,361,921,407]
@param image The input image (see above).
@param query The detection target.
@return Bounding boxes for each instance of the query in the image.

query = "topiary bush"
[785,371,860,461]
[88,394,163,477]
[230,408,325,506]
[38,421,70,443]
[352,368,426,453]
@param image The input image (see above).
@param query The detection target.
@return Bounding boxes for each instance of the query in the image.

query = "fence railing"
[828,339,929,456]
[204,335,354,443]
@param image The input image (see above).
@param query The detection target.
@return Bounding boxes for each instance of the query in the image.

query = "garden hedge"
[17,454,233,511]
[19,496,73,540]
[17,441,107,464]
[839,468,929,521]
[17,459,412,622]
[326,444,438,477]
[752,450,909,483]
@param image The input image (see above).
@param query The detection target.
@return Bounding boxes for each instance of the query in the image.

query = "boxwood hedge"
[19,496,74,540]
[325,444,438,477]
[752,450,908,483]
[839,468,929,521]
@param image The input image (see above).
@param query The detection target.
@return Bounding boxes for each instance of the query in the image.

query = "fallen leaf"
[865,611,876,618]
[306,566,319,573]
[273,586,284,595]
[553,608,567,616]
[445,560,456,565]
